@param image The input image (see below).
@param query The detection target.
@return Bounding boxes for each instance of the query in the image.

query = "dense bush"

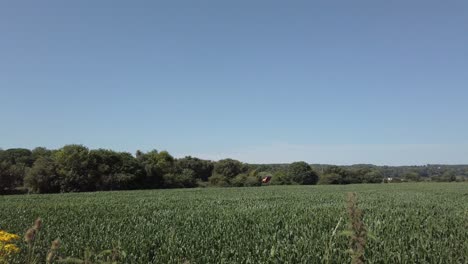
[163,169,197,188]
[270,171,290,185]
[318,173,342,185]
[232,174,262,187]
[286,161,319,185]
[24,157,60,193]
[208,174,230,187]
[213,159,247,179]
[176,156,213,181]
[269,162,319,185]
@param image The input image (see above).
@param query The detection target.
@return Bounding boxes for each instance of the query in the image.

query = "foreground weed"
[24,217,43,264]
[323,217,342,264]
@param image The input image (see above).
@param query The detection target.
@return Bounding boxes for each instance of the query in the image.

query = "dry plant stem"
[25,218,42,264]
[346,192,367,264]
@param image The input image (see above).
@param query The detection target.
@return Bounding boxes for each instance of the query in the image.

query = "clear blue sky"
[1,0,467,165]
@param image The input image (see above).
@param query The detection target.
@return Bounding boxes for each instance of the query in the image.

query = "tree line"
[0,145,466,194]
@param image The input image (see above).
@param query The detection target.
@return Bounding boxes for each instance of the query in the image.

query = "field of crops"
[1,183,467,263]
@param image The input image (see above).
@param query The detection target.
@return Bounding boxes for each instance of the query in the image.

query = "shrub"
[208,174,230,187]
[287,161,319,185]
[231,174,247,187]
[231,174,262,187]
[163,169,197,188]
[24,157,60,193]
[244,175,261,187]
[101,173,139,190]
[270,171,290,185]
[213,159,246,179]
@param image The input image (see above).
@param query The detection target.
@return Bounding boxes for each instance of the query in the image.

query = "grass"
[1,183,467,263]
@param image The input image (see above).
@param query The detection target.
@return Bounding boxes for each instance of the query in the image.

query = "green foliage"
[213,159,246,179]
[318,173,343,185]
[31,147,53,160]
[319,166,347,184]
[176,156,213,181]
[1,183,467,263]
[25,157,60,193]
[402,172,421,182]
[318,167,383,185]
[137,150,175,188]
[431,170,457,182]
[244,175,262,187]
[208,174,230,187]
[270,171,290,185]
[2,145,468,193]
[0,148,34,166]
[0,148,33,193]
[0,161,18,192]
[231,174,261,187]
[286,161,319,185]
[102,173,139,191]
[163,169,197,188]
[54,145,91,192]
[231,174,246,187]
[361,169,383,183]
[88,149,142,190]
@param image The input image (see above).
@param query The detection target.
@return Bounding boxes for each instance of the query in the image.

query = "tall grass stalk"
[323,217,342,264]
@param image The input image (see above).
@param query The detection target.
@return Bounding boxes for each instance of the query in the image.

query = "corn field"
[1,183,467,263]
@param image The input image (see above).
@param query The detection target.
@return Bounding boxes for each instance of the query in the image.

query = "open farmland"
[1,183,467,263]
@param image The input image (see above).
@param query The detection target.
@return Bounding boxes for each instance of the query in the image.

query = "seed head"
[51,238,61,250]
[34,218,43,230]
[24,228,36,244]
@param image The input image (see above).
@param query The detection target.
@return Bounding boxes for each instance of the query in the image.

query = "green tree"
[361,169,383,183]
[402,172,421,182]
[88,149,142,190]
[231,173,262,187]
[54,145,91,192]
[432,170,457,182]
[163,169,197,188]
[208,174,230,187]
[322,166,350,184]
[0,148,34,192]
[244,175,262,187]
[287,161,319,185]
[213,159,246,179]
[0,148,34,166]
[0,162,17,193]
[442,170,457,182]
[270,170,290,185]
[31,147,53,160]
[318,173,343,184]
[176,156,214,181]
[137,150,175,188]
[25,157,60,193]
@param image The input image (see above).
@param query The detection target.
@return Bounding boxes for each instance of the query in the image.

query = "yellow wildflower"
[0,230,20,259]
[0,230,20,243]
[0,243,20,255]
